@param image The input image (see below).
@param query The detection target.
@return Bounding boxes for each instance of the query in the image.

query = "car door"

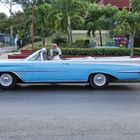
[32,61,69,82]
[64,62,89,82]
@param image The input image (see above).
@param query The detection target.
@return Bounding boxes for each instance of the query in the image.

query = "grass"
[24,30,112,50]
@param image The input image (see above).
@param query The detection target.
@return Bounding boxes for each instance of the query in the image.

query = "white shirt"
[49,47,62,58]
[52,55,61,60]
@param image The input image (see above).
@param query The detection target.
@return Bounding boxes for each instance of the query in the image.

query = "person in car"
[49,43,62,58]
[52,49,61,60]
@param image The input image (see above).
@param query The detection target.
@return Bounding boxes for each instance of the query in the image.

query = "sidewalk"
[0,46,20,59]
[0,46,17,53]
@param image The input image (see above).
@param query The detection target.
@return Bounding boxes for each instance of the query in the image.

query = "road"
[0,83,140,140]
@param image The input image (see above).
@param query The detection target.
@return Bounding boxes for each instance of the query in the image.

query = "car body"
[0,48,140,89]
[64,56,140,64]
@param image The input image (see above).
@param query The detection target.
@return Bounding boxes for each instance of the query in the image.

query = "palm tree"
[35,3,52,47]
[52,0,87,47]
[85,4,118,46]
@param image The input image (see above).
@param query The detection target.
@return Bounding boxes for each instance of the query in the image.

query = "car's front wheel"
[89,73,110,89]
[0,73,17,89]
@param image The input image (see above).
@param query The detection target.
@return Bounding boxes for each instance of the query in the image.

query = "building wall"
[99,0,130,9]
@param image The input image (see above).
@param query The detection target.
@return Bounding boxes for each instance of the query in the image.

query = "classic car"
[0,48,140,90]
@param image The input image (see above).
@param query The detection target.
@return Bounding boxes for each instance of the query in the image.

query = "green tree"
[0,13,9,33]
[3,0,52,8]
[11,11,31,40]
[113,9,140,56]
[35,3,52,47]
[131,0,140,13]
[85,3,118,46]
[52,0,87,47]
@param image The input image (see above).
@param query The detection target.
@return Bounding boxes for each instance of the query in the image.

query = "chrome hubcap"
[0,74,13,87]
[93,74,106,86]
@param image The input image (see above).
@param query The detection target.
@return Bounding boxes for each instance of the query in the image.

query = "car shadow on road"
[0,83,136,93]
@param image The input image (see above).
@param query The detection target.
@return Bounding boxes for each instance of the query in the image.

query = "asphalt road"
[0,83,140,140]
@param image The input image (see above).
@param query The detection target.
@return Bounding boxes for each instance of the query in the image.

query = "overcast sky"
[0,2,22,16]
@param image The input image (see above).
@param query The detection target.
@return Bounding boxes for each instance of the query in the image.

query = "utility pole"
[9,1,13,35]
[31,0,35,51]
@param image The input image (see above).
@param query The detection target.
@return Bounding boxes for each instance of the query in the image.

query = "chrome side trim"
[0,71,25,82]
[118,70,140,73]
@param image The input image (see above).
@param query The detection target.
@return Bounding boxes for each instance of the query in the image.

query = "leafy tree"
[11,11,31,39]
[3,0,52,8]
[35,3,52,47]
[131,0,140,13]
[52,0,87,47]
[85,3,118,46]
[0,13,10,33]
[113,9,140,56]
[71,15,85,30]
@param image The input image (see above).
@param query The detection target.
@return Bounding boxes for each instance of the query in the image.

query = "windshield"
[25,48,48,61]
[27,52,42,61]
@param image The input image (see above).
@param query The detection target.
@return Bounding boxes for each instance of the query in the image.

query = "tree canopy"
[0,13,9,33]
[1,0,140,54]
[113,8,140,56]
[85,3,119,46]
[52,0,88,47]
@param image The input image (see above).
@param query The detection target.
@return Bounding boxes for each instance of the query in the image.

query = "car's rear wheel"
[89,73,110,89]
[0,73,17,89]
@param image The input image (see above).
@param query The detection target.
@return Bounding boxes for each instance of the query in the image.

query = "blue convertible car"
[0,48,140,89]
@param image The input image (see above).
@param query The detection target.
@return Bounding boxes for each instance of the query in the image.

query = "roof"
[99,0,130,9]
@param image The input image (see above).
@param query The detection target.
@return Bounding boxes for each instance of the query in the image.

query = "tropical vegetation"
[0,0,140,56]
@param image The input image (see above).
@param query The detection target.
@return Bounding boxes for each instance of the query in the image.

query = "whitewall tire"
[0,73,17,89]
[89,73,110,89]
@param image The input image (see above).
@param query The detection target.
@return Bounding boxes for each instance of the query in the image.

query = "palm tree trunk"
[130,28,136,57]
[42,29,45,48]
[99,29,103,46]
[67,16,72,47]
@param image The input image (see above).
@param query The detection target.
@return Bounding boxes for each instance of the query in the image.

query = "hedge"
[26,44,140,56]
[61,48,140,56]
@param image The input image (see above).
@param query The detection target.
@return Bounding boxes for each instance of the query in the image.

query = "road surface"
[0,83,140,140]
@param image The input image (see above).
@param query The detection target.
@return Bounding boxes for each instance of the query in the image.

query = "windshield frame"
[25,49,44,61]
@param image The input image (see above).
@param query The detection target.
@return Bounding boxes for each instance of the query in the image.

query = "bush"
[60,48,140,56]
[52,33,67,46]
[73,40,90,48]
[27,44,140,56]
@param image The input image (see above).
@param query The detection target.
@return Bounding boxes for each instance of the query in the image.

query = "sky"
[0,1,22,16]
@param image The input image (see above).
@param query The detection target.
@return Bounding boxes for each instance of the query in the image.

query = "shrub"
[61,48,139,56]
[52,33,67,46]
[73,39,90,48]
[27,44,140,56]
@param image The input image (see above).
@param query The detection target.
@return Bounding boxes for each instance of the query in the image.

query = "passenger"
[52,49,61,60]
[49,43,62,58]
